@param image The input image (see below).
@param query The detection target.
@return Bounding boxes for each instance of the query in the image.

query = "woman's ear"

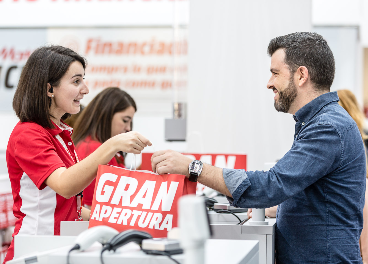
[47,83,54,98]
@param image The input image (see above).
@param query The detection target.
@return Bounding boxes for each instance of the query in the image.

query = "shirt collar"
[58,121,73,134]
[45,120,73,136]
[293,91,339,123]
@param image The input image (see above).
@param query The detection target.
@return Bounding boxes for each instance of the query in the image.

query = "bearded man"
[151,32,366,264]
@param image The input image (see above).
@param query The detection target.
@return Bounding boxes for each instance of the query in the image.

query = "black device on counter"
[204,197,218,209]
[213,203,248,213]
[142,238,183,256]
[100,230,152,264]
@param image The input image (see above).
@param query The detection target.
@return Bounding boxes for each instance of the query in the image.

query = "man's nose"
[267,77,274,90]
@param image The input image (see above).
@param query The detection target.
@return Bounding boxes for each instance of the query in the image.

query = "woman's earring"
[51,95,54,97]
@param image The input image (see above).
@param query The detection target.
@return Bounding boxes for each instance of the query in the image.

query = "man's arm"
[361,178,368,264]
[151,150,232,197]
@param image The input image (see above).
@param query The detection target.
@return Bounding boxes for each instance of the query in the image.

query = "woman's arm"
[45,131,151,198]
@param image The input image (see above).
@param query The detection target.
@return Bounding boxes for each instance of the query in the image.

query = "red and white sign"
[89,165,196,237]
[141,152,247,196]
[0,29,46,111]
[48,28,188,114]
[141,152,247,171]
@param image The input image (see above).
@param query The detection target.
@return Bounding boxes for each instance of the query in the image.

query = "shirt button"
[68,142,72,146]
[302,122,305,125]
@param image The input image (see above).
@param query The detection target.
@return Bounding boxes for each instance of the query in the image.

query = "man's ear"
[296,66,309,87]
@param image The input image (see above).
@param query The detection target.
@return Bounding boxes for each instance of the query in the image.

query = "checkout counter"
[211,217,275,264]
[57,205,275,264]
[8,195,261,264]
[208,197,276,264]
[8,194,274,264]
[10,232,259,264]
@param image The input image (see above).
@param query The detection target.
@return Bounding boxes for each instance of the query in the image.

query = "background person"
[151,32,366,263]
[338,89,368,145]
[72,87,136,209]
[337,89,368,264]
[4,46,151,263]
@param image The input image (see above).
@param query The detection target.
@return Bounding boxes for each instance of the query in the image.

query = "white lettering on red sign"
[91,205,173,231]
[96,173,178,211]
[184,154,237,169]
[92,173,179,231]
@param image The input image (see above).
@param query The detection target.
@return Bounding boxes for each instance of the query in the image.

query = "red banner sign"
[141,153,247,171]
[89,165,196,237]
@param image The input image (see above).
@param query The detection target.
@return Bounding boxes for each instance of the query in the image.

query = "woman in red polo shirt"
[3,46,151,263]
[72,87,136,209]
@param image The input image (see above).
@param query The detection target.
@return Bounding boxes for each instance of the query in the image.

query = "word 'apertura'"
[90,173,180,231]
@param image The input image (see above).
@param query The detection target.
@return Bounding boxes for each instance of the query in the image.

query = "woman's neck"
[50,115,61,126]
[49,107,63,127]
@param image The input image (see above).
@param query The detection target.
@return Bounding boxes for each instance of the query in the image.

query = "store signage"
[0,29,46,111]
[0,27,187,112]
[0,47,31,89]
[47,28,187,109]
[140,153,247,171]
[140,152,247,195]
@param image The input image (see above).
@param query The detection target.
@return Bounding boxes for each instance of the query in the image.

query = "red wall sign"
[141,153,247,171]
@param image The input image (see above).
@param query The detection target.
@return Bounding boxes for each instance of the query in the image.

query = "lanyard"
[55,134,80,163]
[55,134,83,221]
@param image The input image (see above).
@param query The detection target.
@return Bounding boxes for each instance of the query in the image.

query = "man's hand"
[152,149,232,197]
[151,150,192,176]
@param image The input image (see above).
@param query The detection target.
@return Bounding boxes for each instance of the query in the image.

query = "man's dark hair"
[268,32,335,91]
[13,45,87,128]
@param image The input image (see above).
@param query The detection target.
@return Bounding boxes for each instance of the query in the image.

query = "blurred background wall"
[0,0,367,172]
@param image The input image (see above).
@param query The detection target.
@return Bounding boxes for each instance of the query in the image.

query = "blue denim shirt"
[223,92,366,263]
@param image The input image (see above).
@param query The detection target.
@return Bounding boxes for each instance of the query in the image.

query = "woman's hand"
[111,131,152,154]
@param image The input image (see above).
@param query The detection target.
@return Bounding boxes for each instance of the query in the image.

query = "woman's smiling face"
[49,61,89,121]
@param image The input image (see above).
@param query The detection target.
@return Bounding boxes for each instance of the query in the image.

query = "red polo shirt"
[75,136,124,207]
[4,121,78,263]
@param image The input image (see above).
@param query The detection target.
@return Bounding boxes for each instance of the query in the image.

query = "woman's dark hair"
[72,87,137,146]
[13,45,87,128]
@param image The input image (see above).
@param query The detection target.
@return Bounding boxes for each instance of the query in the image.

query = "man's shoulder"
[314,103,355,128]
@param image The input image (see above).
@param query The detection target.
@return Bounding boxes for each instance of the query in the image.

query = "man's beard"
[274,78,298,113]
